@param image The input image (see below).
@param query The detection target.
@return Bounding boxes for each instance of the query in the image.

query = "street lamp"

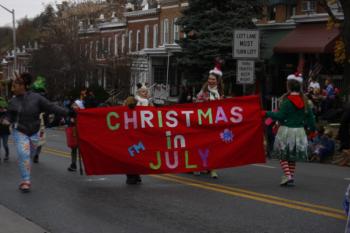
[0,3,16,73]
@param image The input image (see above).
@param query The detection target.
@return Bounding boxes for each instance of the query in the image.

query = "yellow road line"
[41,146,347,221]
[152,175,347,221]
[163,174,345,215]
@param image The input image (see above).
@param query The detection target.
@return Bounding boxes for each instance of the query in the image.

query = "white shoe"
[210,171,218,179]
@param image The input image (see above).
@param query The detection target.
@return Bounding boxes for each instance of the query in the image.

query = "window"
[85,43,88,57]
[114,34,118,56]
[101,38,105,58]
[90,41,93,60]
[95,40,99,59]
[268,6,276,21]
[108,37,111,55]
[163,19,169,44]
[122,34,126,54]
[136,30,141,51]
[144,25,149,49]
[173,18,179,43]
[302,1,316,13]
[128,30,133,52]
[153,24,158,48]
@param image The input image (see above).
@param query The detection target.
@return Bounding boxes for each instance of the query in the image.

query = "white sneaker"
[210,170,218,179]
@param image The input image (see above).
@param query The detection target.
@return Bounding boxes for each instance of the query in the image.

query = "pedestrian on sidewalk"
[193,60,224,179]
[0,97,10,162]
[8,72,68,193]
[262,72,316,186]
[67,99,84,172]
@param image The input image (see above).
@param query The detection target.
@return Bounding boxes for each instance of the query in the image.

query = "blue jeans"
[12,129,39,182]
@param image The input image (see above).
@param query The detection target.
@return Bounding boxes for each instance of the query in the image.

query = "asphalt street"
[0,128,349,233]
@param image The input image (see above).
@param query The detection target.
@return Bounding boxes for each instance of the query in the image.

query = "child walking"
[263,73,316,186]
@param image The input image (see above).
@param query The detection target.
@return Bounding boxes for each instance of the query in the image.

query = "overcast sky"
[0,0,62,27]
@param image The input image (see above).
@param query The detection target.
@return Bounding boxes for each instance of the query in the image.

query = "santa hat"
[209,61,223,77]
[287,72,303,83]
[137,82,148,91]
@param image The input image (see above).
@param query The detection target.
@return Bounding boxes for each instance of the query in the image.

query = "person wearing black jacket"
[8,72,68,193]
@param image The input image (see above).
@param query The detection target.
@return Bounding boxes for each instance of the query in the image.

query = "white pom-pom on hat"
[287,72,303,83]
[209,62,223,77]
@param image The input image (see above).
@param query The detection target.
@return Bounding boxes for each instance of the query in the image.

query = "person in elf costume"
[262,72,316,186]
[194,60,224,179]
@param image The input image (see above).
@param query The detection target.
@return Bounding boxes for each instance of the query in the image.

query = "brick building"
[257,0,343,98]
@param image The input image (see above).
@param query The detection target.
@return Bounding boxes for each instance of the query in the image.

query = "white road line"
[86,178,108,182]
[251,164,276,169]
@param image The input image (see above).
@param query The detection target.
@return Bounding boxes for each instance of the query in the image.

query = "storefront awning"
[274,24,340,54]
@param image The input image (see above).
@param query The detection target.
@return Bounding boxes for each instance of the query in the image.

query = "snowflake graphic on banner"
[220,129,234,143]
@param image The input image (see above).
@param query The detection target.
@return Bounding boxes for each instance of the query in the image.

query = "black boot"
[4,148,9,161]
[33,155,39,163]
[67,163,77,172]
[126,175,139,184]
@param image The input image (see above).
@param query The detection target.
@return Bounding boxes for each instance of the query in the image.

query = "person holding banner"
[262,73,316,186]
[8,72,68,193]
[67,99,84,172]
[194,62,224,179]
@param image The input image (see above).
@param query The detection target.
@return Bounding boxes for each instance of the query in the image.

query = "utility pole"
[0,4,16,73]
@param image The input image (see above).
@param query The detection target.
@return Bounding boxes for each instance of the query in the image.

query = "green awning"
[260,29,293,60]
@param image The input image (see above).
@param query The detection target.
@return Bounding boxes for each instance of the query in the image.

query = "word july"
[106,105,243,131]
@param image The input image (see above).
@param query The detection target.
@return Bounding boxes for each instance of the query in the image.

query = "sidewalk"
[0,204,49,233]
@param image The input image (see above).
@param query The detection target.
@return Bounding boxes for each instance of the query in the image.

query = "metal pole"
[12,9,16,72]
[0,4,16,73]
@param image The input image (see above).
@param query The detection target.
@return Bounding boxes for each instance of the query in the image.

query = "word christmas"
[106,106,243,131]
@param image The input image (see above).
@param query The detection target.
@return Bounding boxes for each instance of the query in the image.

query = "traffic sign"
[233,30,260,59]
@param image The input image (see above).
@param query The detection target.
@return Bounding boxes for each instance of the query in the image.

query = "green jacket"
[266,98,316,131]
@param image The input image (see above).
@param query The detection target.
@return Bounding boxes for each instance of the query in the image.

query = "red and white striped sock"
[288,161,296,178]
[280,160,291,179]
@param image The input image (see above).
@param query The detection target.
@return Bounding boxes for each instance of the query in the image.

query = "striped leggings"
[280,160,296,179]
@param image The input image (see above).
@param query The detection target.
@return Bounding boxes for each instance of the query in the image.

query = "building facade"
[257,0,343,98]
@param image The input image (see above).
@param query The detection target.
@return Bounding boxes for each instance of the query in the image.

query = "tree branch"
[318,0,342,24]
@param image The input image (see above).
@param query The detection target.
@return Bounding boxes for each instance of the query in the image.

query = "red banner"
[77,95,265,175]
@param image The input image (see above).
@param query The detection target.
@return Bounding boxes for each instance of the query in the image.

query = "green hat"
[0,97,8,108]
[31,76,46,92]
